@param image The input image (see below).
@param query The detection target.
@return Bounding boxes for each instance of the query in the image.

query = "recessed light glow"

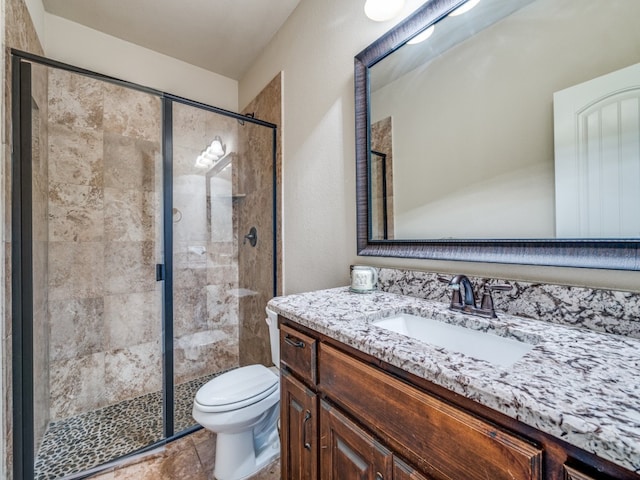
[449,0,481,17]
[364,0,405,22]
[407,25,435,44]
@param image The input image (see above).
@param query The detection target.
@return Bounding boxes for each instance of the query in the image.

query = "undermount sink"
[372,313,534,368]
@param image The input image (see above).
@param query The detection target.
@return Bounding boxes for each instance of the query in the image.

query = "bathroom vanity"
[270,288,640,480]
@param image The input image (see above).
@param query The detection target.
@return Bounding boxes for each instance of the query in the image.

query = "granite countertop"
[268,287,640,474]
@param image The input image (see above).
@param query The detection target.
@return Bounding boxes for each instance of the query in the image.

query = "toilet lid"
[195,364,278,412]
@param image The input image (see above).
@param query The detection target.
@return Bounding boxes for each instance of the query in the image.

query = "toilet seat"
[194,364,278,413]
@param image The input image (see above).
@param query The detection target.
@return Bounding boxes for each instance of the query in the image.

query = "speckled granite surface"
[268,287,640,474]
[376,268,640,339]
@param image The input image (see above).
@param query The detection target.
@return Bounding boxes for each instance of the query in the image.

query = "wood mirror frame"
[354,0,640,271]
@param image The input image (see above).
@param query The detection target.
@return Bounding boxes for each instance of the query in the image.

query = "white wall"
[43,13,238,111]
[240,0,640,294]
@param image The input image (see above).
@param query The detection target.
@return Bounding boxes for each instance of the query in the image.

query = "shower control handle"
[243,227,258,247]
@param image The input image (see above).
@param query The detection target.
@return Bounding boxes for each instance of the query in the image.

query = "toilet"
[192,308,281,480]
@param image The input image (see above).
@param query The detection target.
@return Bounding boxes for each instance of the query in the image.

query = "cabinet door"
[394,458,433,480]
[320,400,393,480]
[281,370,318,480]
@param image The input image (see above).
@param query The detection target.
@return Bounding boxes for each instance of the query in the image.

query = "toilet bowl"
[192,308,281,480]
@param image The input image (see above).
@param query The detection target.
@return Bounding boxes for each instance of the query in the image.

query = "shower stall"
[11,51,277,480]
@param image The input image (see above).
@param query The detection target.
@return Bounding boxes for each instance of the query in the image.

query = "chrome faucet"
[438,275,512,319]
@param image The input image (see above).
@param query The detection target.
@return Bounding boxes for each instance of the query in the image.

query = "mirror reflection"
[369,0,640,240]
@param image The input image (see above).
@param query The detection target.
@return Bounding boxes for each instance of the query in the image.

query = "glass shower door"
[16,59,166,479]
[170,100,276,433]
[171,101,242,432]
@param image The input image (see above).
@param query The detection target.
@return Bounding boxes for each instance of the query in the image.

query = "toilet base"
[213,427,280,480]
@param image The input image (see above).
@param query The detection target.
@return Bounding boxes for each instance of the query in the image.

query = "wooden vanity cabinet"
[279,324,319,479]
[279,319,639,480]
[280,370,318,480]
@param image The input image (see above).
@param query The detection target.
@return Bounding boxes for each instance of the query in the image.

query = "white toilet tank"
[265,307,279,366]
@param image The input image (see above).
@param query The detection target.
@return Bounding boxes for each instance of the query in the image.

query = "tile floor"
[87,429,281,480]
[34,374,217,479]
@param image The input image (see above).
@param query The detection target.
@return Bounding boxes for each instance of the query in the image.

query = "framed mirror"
[355,0,640,270]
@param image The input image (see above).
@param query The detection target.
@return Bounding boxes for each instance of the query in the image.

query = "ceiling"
[42,0,301,80]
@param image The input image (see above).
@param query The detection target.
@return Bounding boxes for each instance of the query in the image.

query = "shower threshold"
[34,373,220,480]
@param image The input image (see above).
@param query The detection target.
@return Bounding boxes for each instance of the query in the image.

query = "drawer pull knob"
[375,473,384,480]
[284,334,305,348]
[303,410,312,450]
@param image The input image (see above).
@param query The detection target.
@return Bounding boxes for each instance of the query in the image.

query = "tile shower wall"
[46,68,163,420]
[376,267,640,339]
[238,73,282,367]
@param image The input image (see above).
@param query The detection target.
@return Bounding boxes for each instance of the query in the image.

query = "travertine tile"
[103,241,157,295]
[173,286,208,336]
[48,297,105,361]
[104,292,161,350]
[49,352,106,420]
[89,471,115,480]
[48,241,105,301]
[103,84,161,143]
[48,68,104,130]
[190,429,216,474]
[173,264,207,290]
[48,122,103,187]
[48,182,104,242]
[104,341,162,404]
[174,330,239,384]
[104,188,156,242]
[206,284,239,328]
[86,429,279,480]
[238,74,281,365]
[172,102,212,149]
[103,133,159,191]
[251,459,281,480]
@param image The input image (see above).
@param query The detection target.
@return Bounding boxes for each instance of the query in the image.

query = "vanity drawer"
[318,343,543,480]
[280,324,317,384]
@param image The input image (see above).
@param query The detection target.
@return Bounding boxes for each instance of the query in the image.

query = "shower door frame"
[10,50,278,480]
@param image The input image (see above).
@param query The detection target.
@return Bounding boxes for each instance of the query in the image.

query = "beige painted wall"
[239,0,640,293]
[43,13,238,112]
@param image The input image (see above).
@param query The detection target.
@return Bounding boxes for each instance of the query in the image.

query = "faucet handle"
[436,275,463,306]
[479,283,512,317]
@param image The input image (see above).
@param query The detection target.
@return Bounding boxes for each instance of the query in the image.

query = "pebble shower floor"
[33,374,218,480]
